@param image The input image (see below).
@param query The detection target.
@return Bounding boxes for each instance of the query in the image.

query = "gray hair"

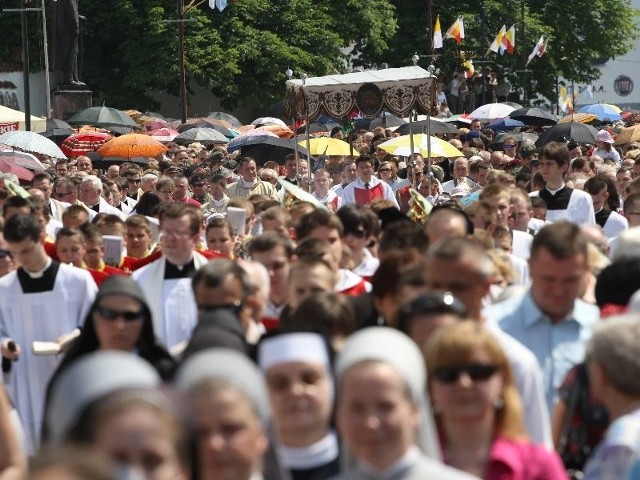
[81,175,102,191]
[587,313,640,396]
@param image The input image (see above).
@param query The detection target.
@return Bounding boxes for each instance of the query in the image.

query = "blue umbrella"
[578,104,622,122]
[486,118,525,131]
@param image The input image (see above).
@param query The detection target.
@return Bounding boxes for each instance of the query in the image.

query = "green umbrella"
[67,106,138,129]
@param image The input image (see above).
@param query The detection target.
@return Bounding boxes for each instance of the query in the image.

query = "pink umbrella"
[148,128,179,142]
[0,158,34,181]
[145,120,170,132]
[236,128,279,138]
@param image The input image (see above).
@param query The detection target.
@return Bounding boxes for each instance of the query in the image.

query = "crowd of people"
[1,116,640,480]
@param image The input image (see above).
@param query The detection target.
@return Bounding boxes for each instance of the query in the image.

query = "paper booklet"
[32,328,81,356]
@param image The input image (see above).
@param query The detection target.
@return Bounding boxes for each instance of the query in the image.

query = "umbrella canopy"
[61,132,113,157]
[558,112,598,124]
[240,137,311,165]
[469,103,516,120]
[251,117,287,127]
[578,104,622,122]
[174,127,228,146]
[379,134,463,158]
[486,118,525,131]
[41,127,75,145]
[97,134,168,158]
[148,128,179,143]
[508,107,557,126]
[535,122,598,147]
[488,132,539,150]
[176,120,233,138]
[298,137,352,156]
[228,133,279,153]
[395,119,458,135]
[0,131,66,159]
[369,112,407,129]
[46,118,73,130]
[296,122,341,135]
[207,112,242,127]
[144,120,170,132]
[0,157,34,181]
[67,106,138,129]
[0,151,46,173]
[614,125,640,146]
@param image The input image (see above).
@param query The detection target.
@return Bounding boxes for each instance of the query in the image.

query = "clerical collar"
[359,445,419,480]
[279,431,339,469]
[545,183,566,195]
[164,257,196,279]
[24,257,53,279]
[17,260,59,293]
[211,195,229,207]
[88,202,100,212]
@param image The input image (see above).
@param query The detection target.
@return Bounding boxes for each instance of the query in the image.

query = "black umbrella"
[46,118,72,130]
[177,121,233,138]
[206,111,242,127]
[67,106,138,129]
[369,112,406,129]
[240,137,311,165]
[395,119,459,135]
[509,107,557,126]
[41,127,74,145]
[535,122,598,147]
[174,127,228,146]
[86,151,148,169]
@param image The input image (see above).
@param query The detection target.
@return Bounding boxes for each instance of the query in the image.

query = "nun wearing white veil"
[330,327,478,480]
[175,348,290,480]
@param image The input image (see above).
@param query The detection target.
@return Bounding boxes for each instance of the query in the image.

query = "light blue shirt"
[485,292,599,409]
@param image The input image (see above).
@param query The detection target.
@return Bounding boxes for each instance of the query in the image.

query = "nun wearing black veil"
[330,327,478,480]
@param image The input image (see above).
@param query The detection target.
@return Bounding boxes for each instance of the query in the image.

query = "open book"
[32,329,81,356]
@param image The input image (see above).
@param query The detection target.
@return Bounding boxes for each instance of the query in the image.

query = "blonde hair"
[423,321,526,441]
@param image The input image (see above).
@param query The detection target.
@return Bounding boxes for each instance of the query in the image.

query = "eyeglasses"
[127,178,141,184]
[0,249,12,259]
[95,306,144,322]
[503,144,516,149]
[379,168,392,173]
[433,363,500,384]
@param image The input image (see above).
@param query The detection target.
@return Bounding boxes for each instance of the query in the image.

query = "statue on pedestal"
[52,0,86,87]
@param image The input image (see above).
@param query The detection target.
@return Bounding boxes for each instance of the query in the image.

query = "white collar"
[240,179,257,189]
[355,177,380,188]
[545,183,566,195]
[211,195,229,207]
[24,257,53,279]
[278,431,339,469]
[359,445,420,480]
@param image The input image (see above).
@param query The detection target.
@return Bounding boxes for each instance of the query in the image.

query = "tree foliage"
[0,0,636,112]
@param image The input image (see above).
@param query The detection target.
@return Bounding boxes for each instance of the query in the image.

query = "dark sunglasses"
[379,168,392,172]
[0,249,12,259]
[95,306,144,322]
[433,363,500,384]
[503,144,516,148]
[127,178,141,184]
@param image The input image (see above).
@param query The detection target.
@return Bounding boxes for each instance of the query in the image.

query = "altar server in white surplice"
[132,204,208,350]
[0,214,96,454]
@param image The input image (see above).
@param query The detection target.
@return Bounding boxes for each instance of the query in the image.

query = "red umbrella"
[0,158,34,181]
[61,132,113,157]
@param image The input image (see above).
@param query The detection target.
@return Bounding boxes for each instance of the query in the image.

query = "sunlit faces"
[84,239,104,269]
[482,193,512,228]
[239,160,258,183]
[76,157,93,173]
[173,178,190,201]
[337,361,419,471]
[32,178,53,202]
[538,157,567,185]
[288,262,337,311]
[356,161,374,183]
[265,361,333,443]
[206,227,233,257]
[6,237,46,272]
[56,234,86,267]
[250,245,290,292]
[159,215,199,265]
[79,183,101,206]
[528,247,587,322]
[191,385,268,480]
[93,294,145,351]
[305,226,343,267]
[94,402,188,480]
[430,347,503,425]
[126,227,153,258]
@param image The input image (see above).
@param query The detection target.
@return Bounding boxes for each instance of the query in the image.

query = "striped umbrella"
[61,132,113,157]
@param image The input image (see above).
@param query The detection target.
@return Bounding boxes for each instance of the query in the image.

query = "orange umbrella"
[558,112,597,124]
[614,125,640,146]
[97,133,167,158]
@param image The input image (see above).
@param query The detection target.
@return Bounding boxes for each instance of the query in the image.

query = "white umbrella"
[469,103,516,120]
[0,151,47,172]
[251,117,287,127]
[0,131,66,159]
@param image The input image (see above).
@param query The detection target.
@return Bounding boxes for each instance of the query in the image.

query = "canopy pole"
[301,74,312,192]
[409,112,416,188]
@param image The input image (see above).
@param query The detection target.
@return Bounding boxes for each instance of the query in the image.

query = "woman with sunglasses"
[377,161,400,193]
[49,276,175,387]
[424,322,567,479]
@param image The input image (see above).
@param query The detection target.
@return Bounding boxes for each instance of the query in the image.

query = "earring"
[494,396,505,409]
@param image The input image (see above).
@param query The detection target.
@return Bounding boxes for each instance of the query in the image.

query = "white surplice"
[0,264,96,454]
[132,252,209,349]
